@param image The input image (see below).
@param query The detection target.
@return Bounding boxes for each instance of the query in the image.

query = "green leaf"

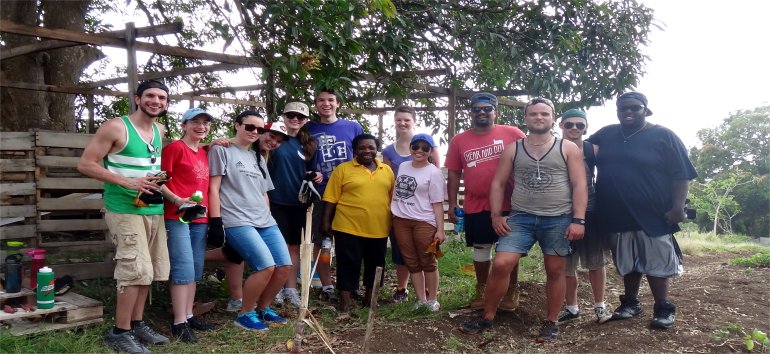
[744,338,755,351]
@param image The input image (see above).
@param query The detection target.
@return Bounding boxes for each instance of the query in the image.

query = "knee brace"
[472,244,493,262]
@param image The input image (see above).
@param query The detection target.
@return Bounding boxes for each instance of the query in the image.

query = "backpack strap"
[583,140,596,180]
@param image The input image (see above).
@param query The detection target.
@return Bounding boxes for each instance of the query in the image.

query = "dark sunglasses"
[410,144,432,153]
[146,143,157,164]
[617,105,645,112]
[243,123,260,132]
[470,106,495,113]
[563,122,586,130]
[285,113,308,121]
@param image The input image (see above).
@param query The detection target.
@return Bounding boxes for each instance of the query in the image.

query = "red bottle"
[25,249,47,289]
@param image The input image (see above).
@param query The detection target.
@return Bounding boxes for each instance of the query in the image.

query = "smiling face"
[559,117,587,141]
[410,140,432,163]
[394,112,415,136]
[259,131,286,151]
[134,88,168,118]
[182,115,211,142]
[524,103,554,134]
[235,115,264,145]
[354,138,378,166]
[616,97,647,130]
[314,91,339,120]
[282,112,308,132]
[470,103,496,129]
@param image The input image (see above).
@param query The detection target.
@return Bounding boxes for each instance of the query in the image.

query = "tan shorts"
[105,211,169,290]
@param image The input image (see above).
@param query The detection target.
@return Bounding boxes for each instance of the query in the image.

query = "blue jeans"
[496,212,572,256]
[225,224,292,271]
[165,220,207,284]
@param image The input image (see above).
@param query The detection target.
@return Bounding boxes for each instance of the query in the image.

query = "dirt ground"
[294,252,769,353]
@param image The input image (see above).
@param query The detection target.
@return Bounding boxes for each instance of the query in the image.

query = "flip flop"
[54,275,74,296]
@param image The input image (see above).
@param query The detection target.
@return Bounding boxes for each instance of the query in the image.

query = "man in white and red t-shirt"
[446,92,526,311]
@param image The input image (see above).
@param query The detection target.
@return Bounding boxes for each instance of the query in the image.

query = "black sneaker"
[132,321,170,345]
[103,328,150,354]
[171,322,197,343]
[461,318,493,334]
[319,288,339,303]
[612,295,643,320]
[650,300,676,329]
[535,320,559,343]
[187,316,216,331]
[557,309,580,324]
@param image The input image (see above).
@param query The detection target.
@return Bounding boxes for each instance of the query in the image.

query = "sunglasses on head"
[285,112,307,121]
[563,122,586,130]
[243,123,260,132]
[617,105,645,112]
[410,144,432,153]
[470,106,495,113]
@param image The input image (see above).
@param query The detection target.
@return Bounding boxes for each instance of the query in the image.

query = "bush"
[729,251,770,268]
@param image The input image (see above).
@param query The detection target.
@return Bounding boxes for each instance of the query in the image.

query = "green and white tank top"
[103,116,163,214]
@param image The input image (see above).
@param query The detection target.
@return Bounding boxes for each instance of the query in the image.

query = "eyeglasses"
[285,113,307,121]
[617,105,644,112]
[146,143,157,164]
[186,120,211,127]
[410,144,431,153]
[470,106,495,113]
[243,123,260,132]
[563,122,586,130]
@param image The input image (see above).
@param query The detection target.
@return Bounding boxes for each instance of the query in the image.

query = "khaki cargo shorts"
[105,211,169,290]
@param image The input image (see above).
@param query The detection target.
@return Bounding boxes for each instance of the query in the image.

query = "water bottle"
[319,237,332,265]
[3,254,23,293]
[25,249,46,289]
[454,207,465,233]
[36,266,55,309]
[178,190,204,223]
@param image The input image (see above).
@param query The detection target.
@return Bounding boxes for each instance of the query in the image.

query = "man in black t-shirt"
[587,92,697,330]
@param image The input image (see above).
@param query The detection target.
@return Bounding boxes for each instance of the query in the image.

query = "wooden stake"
[362,266,383,353]
[291,204,314,353]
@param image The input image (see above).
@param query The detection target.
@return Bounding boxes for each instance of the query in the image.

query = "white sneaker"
[426,300,441,312]
[283,288,302,308]
[273,289,285,307]
[226,298,242,312]
[595,306,613,324]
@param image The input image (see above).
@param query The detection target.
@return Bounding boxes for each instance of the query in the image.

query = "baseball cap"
[283,102,310,117]
[136,80,169,96]
[411,133,436,148]
[560,108,587,120]
[617,91,653,116]
[261,121,290,138]
[469,92,498,107]
[181,108,214,123]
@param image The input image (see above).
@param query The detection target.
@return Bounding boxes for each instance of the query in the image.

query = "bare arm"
[446,169,462,223]
[564,141,587,240]
[490,143,516,237]
[432,202,446,244]
[430,149,441,168]
[208,176,223,218]
[665,180,690,225]
[77,119,158,194]
[320,202,337,235]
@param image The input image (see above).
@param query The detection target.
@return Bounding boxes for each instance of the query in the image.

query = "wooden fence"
[1,130,114,280]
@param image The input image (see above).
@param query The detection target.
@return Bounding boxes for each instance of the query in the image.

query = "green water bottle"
[36,266,55,309]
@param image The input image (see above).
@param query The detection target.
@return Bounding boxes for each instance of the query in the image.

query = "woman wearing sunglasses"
[390,134,447,311]
[381,106,441,302]
[320,134,395,313]
[266,102,322,308]
[206,110,292,331]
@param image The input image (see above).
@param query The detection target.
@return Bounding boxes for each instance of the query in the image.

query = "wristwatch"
[571,218,586,225]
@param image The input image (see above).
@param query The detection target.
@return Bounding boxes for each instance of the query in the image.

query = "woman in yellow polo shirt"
[320,133,395,313]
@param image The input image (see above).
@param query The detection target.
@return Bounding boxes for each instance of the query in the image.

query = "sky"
[585,0,770,148]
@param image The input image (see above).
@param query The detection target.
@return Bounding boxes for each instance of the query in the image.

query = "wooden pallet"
[0,289,104,336]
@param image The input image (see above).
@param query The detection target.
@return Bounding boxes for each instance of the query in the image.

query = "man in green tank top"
[78,80,172,353]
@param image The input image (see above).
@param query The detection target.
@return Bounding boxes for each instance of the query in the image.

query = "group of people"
[78,79,695,353]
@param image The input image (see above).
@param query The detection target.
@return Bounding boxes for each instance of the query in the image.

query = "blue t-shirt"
[307,118,364,194]
[382,144,412,176]
[587,124,697,236]
[267,136,315,206]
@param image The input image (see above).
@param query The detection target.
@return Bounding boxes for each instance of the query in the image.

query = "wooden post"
[291,204,314,353]
[447,86,457,140]
[86,95,95,134]
[362,266,383,353]
[125,22,137,114]
[377,113,384,144]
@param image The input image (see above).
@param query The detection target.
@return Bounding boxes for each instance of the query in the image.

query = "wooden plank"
[0,183,36,196]
[0,205,36,218]
[36,131,93,149]
[0,300,78,321]
[0,225,37,240]
[36,156,80,168]
[0,159,35,172]
[8,318,103,336]
[40,240,109,248]
[0,132,34,150]
[51,262,115,280]
[85,63,243,88]
[38,219,106,232]
[37,178,102,190]
[0,288,34,301]
[38,198,103,211]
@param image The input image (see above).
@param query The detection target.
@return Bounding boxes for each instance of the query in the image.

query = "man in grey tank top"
[462,97,588,343]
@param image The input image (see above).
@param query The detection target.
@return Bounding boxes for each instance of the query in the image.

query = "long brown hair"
[297,127,317,161]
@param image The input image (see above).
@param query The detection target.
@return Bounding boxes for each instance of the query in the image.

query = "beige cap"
[283,102,310,117]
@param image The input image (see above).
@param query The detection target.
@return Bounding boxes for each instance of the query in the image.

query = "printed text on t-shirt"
[464,139,505,167]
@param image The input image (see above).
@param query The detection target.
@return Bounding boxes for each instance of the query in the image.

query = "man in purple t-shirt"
[306,88,364,302]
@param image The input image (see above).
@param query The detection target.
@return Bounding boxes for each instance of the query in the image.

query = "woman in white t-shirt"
[390,133,447,311]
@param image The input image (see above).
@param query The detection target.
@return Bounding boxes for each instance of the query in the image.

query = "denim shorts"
[496,212,572,256]
[225,224,292,271]
[165,220,207,284]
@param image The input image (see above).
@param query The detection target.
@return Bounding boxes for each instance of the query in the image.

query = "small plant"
[711,323,770,351]
[730,251,770,268]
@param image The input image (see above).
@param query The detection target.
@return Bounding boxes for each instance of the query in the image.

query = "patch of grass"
[729,251,770,268]
[676,232,767,256]
[442,335,467,352]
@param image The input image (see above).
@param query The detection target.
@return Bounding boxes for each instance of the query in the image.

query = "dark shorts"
[464,211,508,247]
[311,200,332,244]
[272,203,310,245]
[389,229,404,265]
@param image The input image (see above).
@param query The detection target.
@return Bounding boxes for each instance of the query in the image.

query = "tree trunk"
[0,0,103,132]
